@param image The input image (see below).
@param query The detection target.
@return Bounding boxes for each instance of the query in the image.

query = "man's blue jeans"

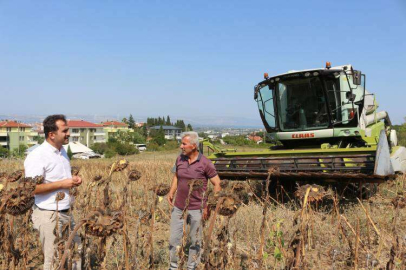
[169,207,203,270]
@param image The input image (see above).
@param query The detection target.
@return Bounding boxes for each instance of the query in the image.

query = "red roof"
[101,121,128,127]
[0,120,31,128]
[68,120,103,128]
[248,135,263,142]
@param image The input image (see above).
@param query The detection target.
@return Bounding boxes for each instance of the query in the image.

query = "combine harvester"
[204,63,406,184]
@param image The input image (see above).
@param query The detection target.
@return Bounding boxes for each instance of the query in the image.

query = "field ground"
[1,149,406,269]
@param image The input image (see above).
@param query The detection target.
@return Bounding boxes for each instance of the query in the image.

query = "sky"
[0,0,405,125]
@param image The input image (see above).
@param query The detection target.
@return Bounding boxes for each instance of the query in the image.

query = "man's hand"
[167,192,174,206]
[60,179,77,189]
[72,175,82,186]
[34,177,83,195]
[60,177,82,189]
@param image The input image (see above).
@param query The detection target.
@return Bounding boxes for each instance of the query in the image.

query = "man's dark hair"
[43,114,67,139]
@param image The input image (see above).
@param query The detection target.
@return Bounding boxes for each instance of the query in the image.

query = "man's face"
[49,120,70,145]
[180,136,196,157]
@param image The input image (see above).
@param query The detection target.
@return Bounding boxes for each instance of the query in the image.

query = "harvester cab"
[256,63,372,148]
[205,63,406,183]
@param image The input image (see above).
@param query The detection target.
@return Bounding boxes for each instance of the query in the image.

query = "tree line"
[122,114,193,132]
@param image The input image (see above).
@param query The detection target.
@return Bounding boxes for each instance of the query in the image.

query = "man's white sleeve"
[24,152,45,178]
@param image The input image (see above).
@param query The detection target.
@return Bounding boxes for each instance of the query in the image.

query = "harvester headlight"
[275,78,280,82]
[344,130,351,136]
[271,80,274,83]
[313,72,319,76]
[305,72,310,77]
[354,131,360,136]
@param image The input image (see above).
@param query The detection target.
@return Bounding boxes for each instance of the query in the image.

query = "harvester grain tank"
[205,63,406,182]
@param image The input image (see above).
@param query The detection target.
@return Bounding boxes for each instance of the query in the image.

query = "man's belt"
[35,205,70,213]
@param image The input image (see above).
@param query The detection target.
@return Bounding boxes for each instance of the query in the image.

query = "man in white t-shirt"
[25,114,82,270]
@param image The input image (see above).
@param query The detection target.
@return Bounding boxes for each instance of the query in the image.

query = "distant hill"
[0,114,263,128]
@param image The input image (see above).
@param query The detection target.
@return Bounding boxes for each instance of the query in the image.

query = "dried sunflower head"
[71,167,80,176]
[111,159,129,172]
[128,170,142,181]
[189,179,204,191]
[232,183,245,192]
[207,191,241,217]
[8,170,24,182]
[55,192,65,202]
[392,196,406,209]
[34,175,45,185]
[218,195,241,216]
[69,187,79,197]
[0,172,7,181]
[207,248,222,268]
[150,183,171,196]
[19,177,37,192]
[4,183,35,216]
[84,209,124,237]
[295,184,327,203]
[93,175,102,181]
[137,209,152,225]
[220,180,229,189]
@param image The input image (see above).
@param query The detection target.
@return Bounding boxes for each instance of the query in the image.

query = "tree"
[128,114,135,129]
[132,131,146,144]
[122,117,128,124]
[166,115,171,125]
[393,117,406,146]
[0,147,9,158]
[104,148,117,158]
[91,143,109,155]
[34,135,45,144]
[198,132,208,139]
[187,124,193,131]
[67,145,73,160]
[178,120,186,131]
[115,143,138,155]
[117,130,133,143]
[11,144,28,158]
[142,125,148,137]
[151,126,166,146]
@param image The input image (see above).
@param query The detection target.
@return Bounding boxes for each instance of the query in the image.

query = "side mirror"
[353,70,362,85]
[254,85,259,100]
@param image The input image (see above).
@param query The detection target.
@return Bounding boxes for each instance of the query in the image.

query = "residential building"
[68,120,105,147]
[150,125,182,140]
[247,135,263,144]
[208,134,219,140]
[221,133,230,138]
[31,122,45,140]
[101,121,133,140]
[0,121,38,151]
